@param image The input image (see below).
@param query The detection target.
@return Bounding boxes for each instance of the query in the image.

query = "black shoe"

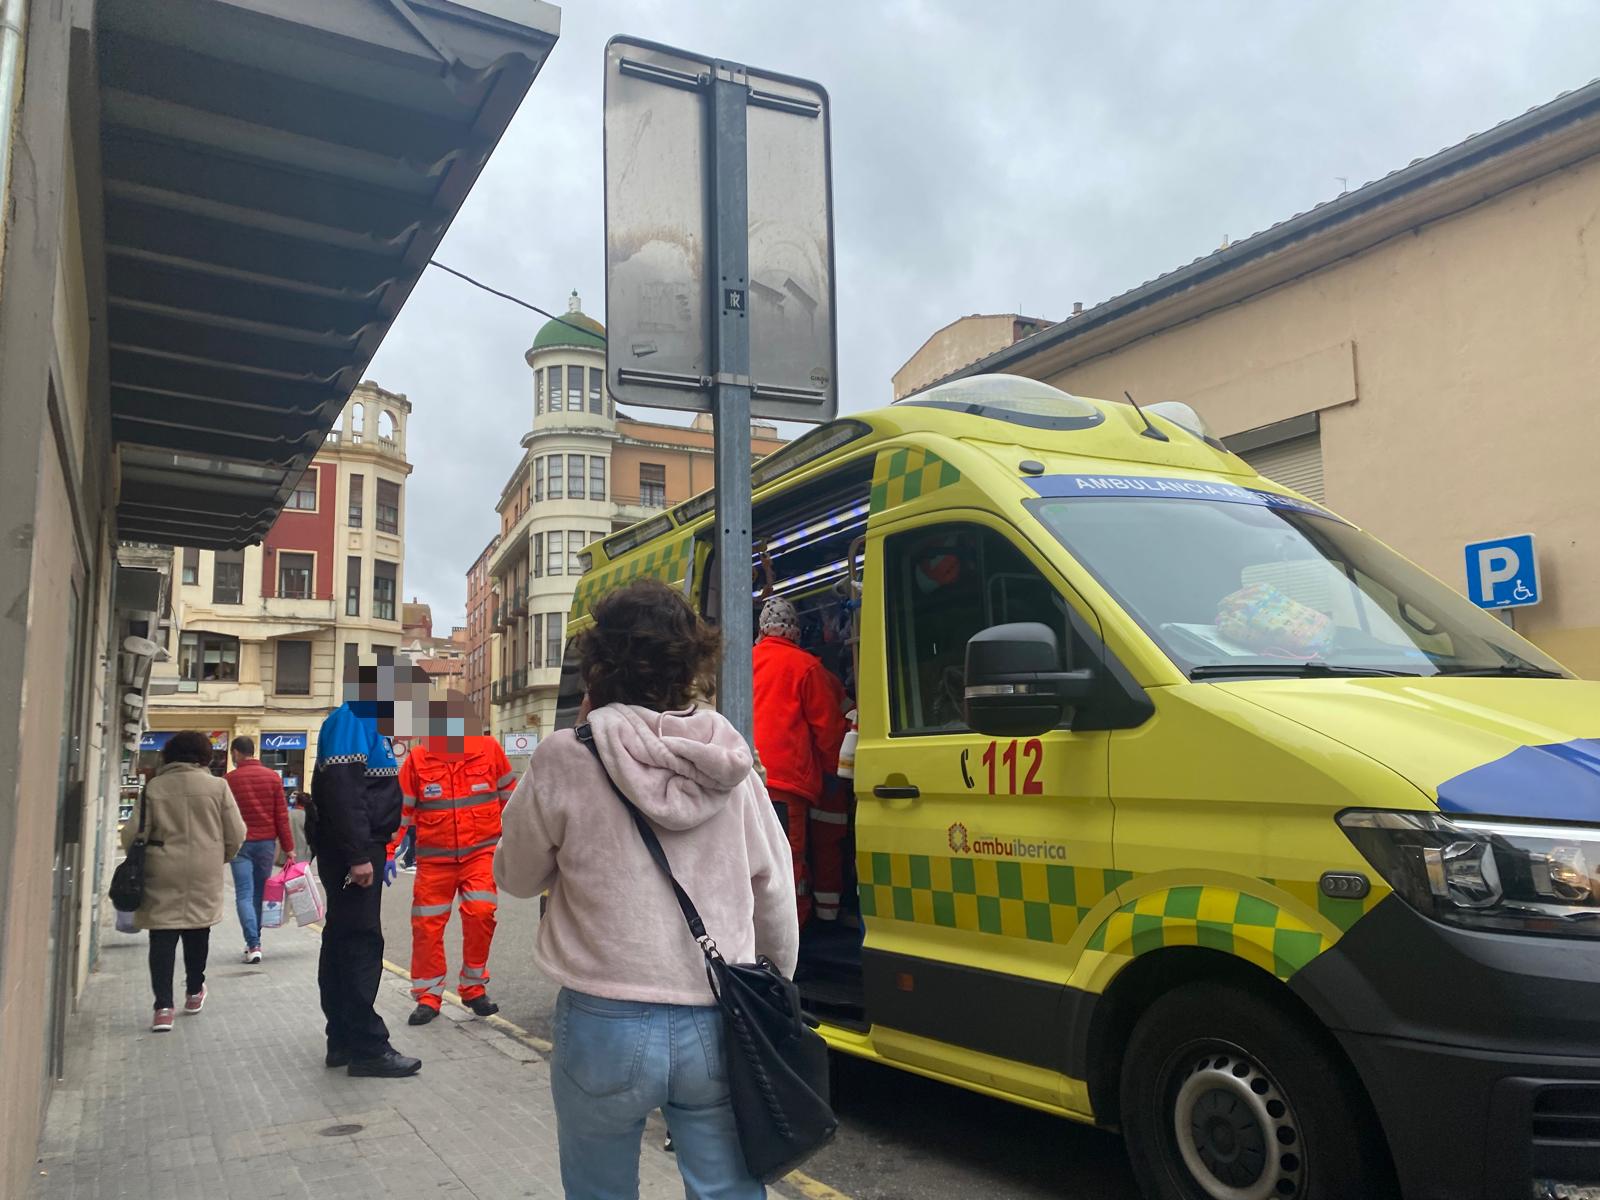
[407,1003,438,1026]
[348,1049,421,1078]
[465,995,499,1017]
[325,1048,352,1069]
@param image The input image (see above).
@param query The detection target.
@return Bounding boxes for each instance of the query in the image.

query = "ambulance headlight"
[1338,810,1600,937]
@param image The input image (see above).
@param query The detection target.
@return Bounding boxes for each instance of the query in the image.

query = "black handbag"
[576,725,837,1181]
[109,789,151,913]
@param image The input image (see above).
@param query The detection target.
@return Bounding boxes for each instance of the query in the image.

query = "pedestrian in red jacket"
[752,597,849,925]
[225,736,295,962]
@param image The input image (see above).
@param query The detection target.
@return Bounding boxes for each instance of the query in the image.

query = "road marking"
[303,926,854,1199]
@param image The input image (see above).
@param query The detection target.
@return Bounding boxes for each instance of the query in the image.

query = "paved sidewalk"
[29,901,691,1200]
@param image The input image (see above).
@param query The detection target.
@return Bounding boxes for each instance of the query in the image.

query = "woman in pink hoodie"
[495,579,799,1199]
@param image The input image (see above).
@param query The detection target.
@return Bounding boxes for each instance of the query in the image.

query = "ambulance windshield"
[1035,495,1567,679]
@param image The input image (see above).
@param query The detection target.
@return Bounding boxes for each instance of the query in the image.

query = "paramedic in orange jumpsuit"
[385,702,517,1025]
[752,597,849,926]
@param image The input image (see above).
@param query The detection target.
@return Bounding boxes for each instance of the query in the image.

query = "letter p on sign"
[1477,547,1519,602]
[1464,533,1540,610]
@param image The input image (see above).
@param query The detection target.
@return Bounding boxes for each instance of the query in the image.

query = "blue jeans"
[551,988,763,1200]
[230,839,278,949]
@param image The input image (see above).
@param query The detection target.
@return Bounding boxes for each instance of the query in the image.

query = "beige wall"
[893,314,1050,400]
[1018,151,1600,677]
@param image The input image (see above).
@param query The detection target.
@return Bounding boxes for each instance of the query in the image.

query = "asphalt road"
[376,868,1139,1200]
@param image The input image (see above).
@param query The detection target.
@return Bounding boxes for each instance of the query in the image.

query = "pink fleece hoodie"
[493,703,799,1006]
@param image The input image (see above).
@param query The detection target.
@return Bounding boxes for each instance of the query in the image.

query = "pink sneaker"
[183,985,206,1014]
[151,1007,175,1032]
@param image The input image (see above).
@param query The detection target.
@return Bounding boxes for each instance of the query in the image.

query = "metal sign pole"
[709,63,754,741]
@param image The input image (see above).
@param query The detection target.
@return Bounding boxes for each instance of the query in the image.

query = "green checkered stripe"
[1082,884,1381,980]
[869,447,962,514]
[856,850,1132,945]
[570,534,695,620]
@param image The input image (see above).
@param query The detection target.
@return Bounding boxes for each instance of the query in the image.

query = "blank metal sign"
[603,37,837,422]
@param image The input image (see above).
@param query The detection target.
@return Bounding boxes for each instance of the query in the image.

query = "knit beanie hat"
[759,597,801,642]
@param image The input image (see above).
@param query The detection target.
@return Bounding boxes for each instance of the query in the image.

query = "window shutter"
[1239,432,1324,502]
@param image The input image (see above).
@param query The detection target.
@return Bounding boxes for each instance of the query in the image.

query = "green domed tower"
[530,290,605,352]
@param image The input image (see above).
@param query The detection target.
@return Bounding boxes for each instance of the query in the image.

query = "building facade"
[143,383,414,787]
[464,537,499,733]
[918,81,1600,679]
[487,294,786,737]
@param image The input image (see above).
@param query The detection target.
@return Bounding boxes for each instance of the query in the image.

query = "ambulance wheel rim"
[1167,1040,1303,1200]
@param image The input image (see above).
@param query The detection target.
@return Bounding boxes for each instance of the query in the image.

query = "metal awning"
[101,0,559,549]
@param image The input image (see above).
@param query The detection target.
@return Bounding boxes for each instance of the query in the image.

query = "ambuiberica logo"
[947,821,1068,862]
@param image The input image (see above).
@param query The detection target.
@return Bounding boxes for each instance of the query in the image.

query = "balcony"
[611,493,669,526]
[510,587,529,617]
[261,593,338,623]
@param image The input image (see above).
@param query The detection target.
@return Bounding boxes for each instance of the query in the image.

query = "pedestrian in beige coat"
[122,730,246,1031]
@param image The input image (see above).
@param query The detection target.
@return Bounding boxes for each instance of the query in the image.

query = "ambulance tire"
[1119,981,1396,1200]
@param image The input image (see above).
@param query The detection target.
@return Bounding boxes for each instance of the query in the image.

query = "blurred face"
[341,660,433,736]
[419,692,476,752]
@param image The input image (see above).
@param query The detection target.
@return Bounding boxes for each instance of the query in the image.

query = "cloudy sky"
[370,0,1600,628]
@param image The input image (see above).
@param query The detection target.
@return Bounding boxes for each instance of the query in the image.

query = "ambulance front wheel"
[1118,981,1397,1200]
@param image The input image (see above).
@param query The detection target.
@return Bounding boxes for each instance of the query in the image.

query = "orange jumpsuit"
[387,737,516,1009]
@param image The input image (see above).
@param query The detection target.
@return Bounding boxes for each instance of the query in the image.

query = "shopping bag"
[283,861,326,926]
[260,864,289,929]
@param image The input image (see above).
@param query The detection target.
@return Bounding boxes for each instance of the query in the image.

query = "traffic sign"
[1464,533,1541,609]
[503,731,538,757]
[603,36,837,422]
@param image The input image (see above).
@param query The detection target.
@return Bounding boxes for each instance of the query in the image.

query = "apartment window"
[548,455,563,499]
[534,533,544,578]
[535,370,544,416]
[569,531,585,574]
[372,643,395,664]
[588,367,604,415]
[275,640,312,696]
[181,546,199,586]
[348,474,364,528]
[346,556,361,617]
[532,613,544,669]
[547,366,563,412]
[343,642,360,669]
[548,530,564,576]
[640,463,667,508]
[278,552,314,599]
[374,560,397,621]
[213,550,244,604]
[179,631,239,682]
[567,454,585,499]
[286,468,317,511]
[567,365,584,411]
[535,457,545,501]
[589,456,606,501]
[377,479,400,534]
[545,612,564,669]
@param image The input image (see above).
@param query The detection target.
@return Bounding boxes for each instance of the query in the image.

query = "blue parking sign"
[1463,533,1540,609]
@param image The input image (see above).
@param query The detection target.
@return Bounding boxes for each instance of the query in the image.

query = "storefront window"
[258,732,308,800]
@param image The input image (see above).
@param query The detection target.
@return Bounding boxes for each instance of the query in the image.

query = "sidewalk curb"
[300,923,854,1200]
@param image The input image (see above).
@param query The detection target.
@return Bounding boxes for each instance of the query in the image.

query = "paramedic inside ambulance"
[385,690,517,1025]
[751,597,850,925]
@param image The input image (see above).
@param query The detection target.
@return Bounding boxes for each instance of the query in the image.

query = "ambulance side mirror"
[963,622,1093,738]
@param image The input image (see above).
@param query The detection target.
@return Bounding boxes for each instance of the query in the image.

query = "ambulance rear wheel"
[1119,981,1395,1200]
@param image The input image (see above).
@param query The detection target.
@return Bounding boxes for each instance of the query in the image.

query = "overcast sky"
[369,0,1600,628]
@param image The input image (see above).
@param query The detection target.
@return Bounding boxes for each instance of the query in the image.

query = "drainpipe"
[0,0,29,284]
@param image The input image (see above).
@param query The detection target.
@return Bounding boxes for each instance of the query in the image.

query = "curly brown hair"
[578,579,721,712]
[162,730,216,765]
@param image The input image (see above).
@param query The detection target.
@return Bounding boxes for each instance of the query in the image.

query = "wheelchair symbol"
[1512,580,1534,602]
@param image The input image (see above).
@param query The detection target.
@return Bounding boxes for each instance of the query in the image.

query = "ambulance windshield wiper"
[1188,662,1420,680]
[1432,663,1565,678]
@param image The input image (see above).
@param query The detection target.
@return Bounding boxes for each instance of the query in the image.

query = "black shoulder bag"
[109,789,155,913]
[576,724,836,1181]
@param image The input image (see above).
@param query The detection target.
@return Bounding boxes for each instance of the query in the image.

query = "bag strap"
[576,723,719,959]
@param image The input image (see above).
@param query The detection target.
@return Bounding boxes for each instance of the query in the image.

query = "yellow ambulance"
[561,374,1600,1200]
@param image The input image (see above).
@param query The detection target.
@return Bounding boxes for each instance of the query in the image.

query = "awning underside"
[104,0,557,549]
